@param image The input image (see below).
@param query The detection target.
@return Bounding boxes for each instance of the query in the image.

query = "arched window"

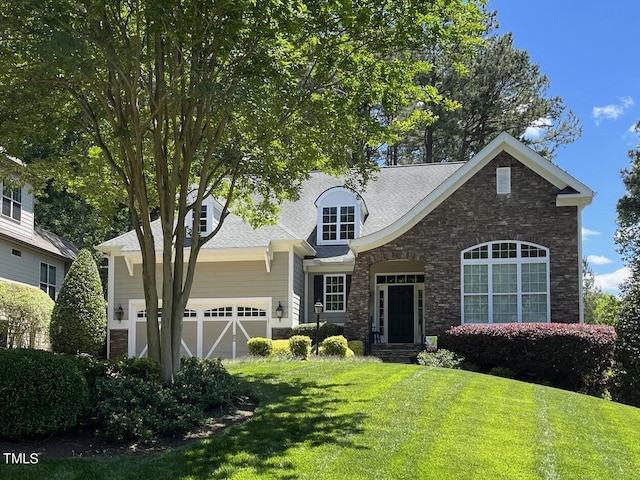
[315,187,367,245]
[461,241,550,324]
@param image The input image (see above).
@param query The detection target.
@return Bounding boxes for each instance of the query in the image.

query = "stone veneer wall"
[109,329,128,358]
[345,152,580,341]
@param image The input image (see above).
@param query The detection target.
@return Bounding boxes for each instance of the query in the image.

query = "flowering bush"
[440,323,616,395]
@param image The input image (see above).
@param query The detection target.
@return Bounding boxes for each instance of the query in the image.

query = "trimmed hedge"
[289,335,312,359]
[247,337,273,356]
[272,339,292,356]
[440,323,616,394]
[0,282,53,349]
[347,340,364,356]
[321,335,348,356]
[0,349,88,439]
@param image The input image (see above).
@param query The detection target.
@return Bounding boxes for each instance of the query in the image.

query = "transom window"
[461,241,549,324]
[324,274,346,312]
[204,307,233,317]
[2,185,21,222]
[237,306,267,317]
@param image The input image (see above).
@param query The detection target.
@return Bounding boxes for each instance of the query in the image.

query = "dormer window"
[316,187,367,245]
[1,184,21,221]
[199,205,208,234]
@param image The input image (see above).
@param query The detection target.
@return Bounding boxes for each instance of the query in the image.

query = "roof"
[0,226,78,261]
[97,133,594,262]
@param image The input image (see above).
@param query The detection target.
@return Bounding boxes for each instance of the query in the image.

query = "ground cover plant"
[2,360,639,479]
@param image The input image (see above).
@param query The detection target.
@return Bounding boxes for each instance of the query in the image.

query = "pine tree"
[50,249,107,355]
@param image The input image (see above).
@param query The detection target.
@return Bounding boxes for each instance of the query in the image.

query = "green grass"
[2,359,640,479]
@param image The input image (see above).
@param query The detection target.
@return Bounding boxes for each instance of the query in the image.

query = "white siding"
[0,184,35,239]
[0,237,65,295]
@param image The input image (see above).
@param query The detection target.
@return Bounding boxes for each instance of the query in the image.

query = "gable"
[350,132,594,254]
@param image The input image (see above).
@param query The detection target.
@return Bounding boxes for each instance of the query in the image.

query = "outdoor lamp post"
[313,301,323,356]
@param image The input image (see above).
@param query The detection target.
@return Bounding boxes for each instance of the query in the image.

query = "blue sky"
[489,0,640,294]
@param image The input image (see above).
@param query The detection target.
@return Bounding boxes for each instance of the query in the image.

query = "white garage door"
[130,299,270,359]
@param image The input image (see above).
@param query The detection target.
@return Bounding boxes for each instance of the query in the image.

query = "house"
[98,133,594,359]
[0,156,78,347]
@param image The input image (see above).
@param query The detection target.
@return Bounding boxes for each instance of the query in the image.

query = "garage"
[129,298,271,359]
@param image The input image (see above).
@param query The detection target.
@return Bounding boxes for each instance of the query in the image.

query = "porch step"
[370,344,422,364]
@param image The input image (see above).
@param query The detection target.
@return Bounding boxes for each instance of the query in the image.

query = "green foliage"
[613,272,640,407]
[320,335,349,357]
[441,323,617,395]
[50,249,106,355]
[291,322,344,344]
[0,281,53,349]
[289,335,312,359]
[347,340,364,356]
[417,349,464,369]
[616,121,640,265]
[91,357,239,444]
[272,339,292,356]
[247,337,273,357]
[0,349,88,439]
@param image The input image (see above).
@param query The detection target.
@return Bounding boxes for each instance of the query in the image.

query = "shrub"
[50,249,107,355]
[347,340,364,356]
[440,323,617,394]
[289,335,312,359]
[613,276,640,406]
[272,339,292,356]
[94,376,200,444]
[321,335,348,356]
[0,281,53,349]
[290,322,344,343]
[172,357,240,410]
[0,349,88,439]
[417,349,464,369]
[247,337,273,356]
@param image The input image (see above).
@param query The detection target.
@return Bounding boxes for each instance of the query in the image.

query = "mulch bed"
[0,397,256,459]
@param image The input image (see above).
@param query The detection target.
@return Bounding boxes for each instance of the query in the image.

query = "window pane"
[325,275,345,311]
[340,223,354,239]
[492,264,517,293]
[493,295,517,323]
[40,263,48,283]
[464,295,488,323]
[492,242,517,259]
[2,197,10,217]
[464,264,488,293]
[340,206,354,222]
[49,266,57,285]
[522,294,547,322]
[12,204,20,221]
[522,263,547,293]
[464,245,488,259]
[322,224,336,240]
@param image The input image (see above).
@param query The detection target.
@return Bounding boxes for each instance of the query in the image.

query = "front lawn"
[2,359,639,479]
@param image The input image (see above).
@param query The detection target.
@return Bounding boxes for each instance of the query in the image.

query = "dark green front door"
[388,285,414,343]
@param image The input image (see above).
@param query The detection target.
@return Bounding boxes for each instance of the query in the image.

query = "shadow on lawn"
[173,373,369,479]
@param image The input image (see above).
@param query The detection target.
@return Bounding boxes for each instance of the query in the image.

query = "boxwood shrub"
[0,349,89,439]
[247,337,273,356]
[440,323,616,394]
[290,322,344,343]
[289,335,312,359]
[321,335,349,356]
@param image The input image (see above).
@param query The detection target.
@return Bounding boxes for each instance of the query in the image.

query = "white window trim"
[324,274,347,312]
[318,205,357,245]
[461,241,550,324]
[1,183,22,222]
[315,187,365,246]
[39,262,57,300]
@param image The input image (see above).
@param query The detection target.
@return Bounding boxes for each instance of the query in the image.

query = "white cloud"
[582,227,601,239]
[594,267,631,292]
[592,97,634,125]
[522,117,552,140]
[587,254,613,266]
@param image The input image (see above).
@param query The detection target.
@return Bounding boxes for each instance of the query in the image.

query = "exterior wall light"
[275,301,284,320]
[115,304,124,323]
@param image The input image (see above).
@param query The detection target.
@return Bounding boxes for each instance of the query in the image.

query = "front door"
[388,285,414,343]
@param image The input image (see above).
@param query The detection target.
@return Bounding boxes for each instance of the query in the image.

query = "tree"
[50,249,107,356]
[583,258,601,325]
[594,293,620,326]
[0,1,486,381]
[376,31,580,165]
[616,121,640,265]
[0,282,54,349]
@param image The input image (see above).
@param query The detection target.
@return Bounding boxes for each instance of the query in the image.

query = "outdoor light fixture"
[275,301,284,320]
[313,301,324,356]
[115,304,124,323]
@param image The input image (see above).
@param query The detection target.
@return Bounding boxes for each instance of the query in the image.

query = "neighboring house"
[98,133,594,359]
[0,157,78,347]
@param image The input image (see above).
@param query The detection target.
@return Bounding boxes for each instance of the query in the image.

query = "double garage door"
[131,299,270,359]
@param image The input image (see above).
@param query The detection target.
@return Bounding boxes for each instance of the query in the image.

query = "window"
[321,206,355,242]
[324,274,346,312]
[2,185,21,221]
[39,262,56,300]
[461,241,549,324]
[204,307,233,317]
[237,306,267,317]
[199,205,208,233]
[11,249,21,257]
[496,167,511,194]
